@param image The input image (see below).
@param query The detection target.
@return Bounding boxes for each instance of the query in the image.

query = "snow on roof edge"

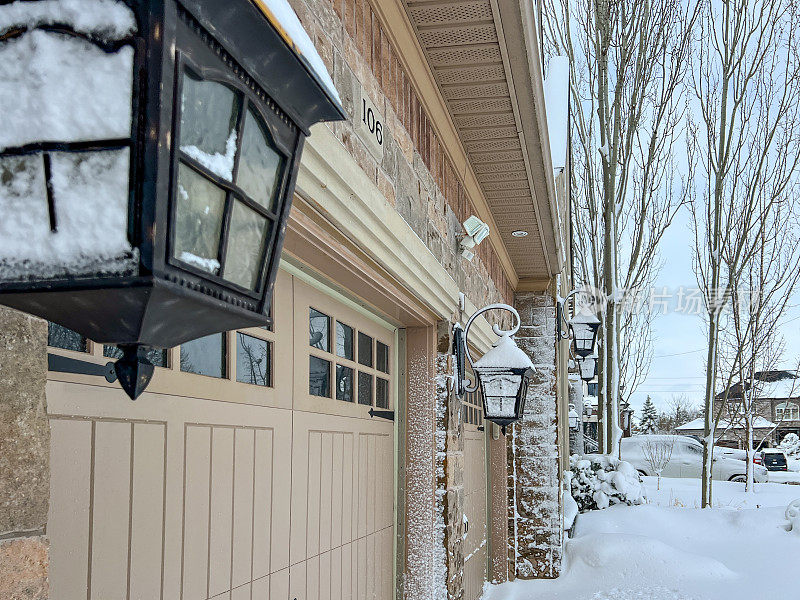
[544,56,569,172]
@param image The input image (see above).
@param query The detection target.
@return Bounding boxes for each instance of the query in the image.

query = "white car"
[620,435,769,483]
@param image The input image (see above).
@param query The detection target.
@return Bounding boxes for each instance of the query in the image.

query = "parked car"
[760,448,788,471]
[715,446,763,464]
[620,435,769,483]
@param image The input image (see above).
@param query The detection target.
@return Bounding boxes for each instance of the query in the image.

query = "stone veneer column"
[487,424,509,583]
[404,323,454,600]
[507,292,563,579]
[0,307,50,599]
[434,319,466,600]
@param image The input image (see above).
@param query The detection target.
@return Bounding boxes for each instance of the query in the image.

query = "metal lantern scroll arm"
[452,303,537,433]
[459,303,526,395]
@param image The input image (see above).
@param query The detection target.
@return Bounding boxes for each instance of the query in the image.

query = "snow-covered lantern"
[0,0,345,398]
[568,404,580,430]
[575,353,598,382]
[569,311,601,357]
[454,303,536,430]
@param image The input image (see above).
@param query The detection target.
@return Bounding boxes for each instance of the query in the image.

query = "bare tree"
[543,0,698,454]
[720,217,800,491]
[642,436,675,490]
[689,0,800,506]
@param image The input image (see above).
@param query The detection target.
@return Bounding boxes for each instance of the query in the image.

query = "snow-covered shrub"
[570,454,646,512]
[780,433,800,457]
[784,499,800,535]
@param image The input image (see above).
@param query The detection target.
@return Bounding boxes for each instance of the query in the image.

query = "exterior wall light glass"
[568,404,580,430]
[0,0,345,399]
[575,353,598,382]
[452,304,535,431]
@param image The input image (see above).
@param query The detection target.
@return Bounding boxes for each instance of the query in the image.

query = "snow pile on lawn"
[643,475,800,509]
[570,454,645,512]
[0,0,137,280]
[485,477,800,600]
[780,432,800,456]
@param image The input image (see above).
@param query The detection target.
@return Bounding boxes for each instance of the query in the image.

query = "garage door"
[46,267,396,600]
[461,390,487,600]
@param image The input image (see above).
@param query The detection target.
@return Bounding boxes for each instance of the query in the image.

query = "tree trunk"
[701,313,719,508]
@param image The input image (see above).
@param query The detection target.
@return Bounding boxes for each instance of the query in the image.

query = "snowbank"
[485,491,800,600]
[780,432,800,456]
[570,454,645,512]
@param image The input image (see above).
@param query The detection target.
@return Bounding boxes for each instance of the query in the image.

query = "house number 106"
[362,98,383,145]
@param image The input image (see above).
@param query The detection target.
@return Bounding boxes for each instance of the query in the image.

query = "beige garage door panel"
[48,383,293,600]
[47,268,395,600]
[289,411,393,600]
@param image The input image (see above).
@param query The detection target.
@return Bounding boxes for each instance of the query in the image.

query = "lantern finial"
[114,345,155,400]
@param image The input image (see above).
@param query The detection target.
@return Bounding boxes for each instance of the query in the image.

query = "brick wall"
[289,0,513,310]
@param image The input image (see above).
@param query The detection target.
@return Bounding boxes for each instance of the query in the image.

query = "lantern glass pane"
[174,164,226,273]
[237,108,283,209]
[179,73,240,166]
[482,372,522,418]
[223,200,269,289]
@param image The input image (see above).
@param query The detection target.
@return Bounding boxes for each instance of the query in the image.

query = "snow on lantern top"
[473,332,535,370]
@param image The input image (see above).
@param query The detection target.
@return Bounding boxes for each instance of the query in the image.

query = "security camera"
[459,216,490,261]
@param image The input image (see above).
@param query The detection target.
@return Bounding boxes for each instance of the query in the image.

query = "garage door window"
[236,332,272,386]
[104,344,168,368]
[47,322,87,352]
[181,333,226,378]
[307,308,391,408]
[310,308,331,351]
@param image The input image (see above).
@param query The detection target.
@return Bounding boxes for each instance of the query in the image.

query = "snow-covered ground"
[485,476,800,600]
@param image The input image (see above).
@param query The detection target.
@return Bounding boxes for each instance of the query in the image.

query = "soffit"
[402,0,561,280]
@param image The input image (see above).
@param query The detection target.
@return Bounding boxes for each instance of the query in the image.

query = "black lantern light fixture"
[452,304,535,431]
[569,312,601,357]
[0,0,345,398]
[557,288,602,358]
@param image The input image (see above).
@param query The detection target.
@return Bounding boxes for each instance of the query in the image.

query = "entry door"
[462,391,487,600]
[289,278,395,600]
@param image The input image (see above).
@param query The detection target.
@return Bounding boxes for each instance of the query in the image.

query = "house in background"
[0,0,575,598]
[680,370,800,448]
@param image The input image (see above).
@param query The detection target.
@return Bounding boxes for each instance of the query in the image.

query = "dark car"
[760,449,788,471]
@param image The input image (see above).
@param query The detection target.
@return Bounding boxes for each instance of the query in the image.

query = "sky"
[626,206,800,417]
